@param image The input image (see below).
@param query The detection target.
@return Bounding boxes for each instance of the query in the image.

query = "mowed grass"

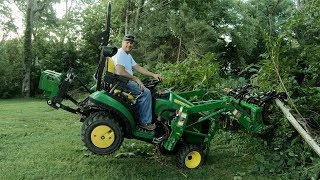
[0,99,277,179]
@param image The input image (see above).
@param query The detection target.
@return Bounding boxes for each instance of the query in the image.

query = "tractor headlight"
[176,106,183,116]
[176,107,187,127]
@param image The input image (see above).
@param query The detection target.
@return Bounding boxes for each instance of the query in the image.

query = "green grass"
[0,99,317,179]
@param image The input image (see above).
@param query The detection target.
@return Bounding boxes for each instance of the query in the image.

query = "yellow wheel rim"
[185,151,202,169]
[91,125,115,148]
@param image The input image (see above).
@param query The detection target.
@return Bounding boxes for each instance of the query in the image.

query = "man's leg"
[125,81,152,125]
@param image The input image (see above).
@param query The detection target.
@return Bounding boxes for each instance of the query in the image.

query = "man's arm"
[133,64,163,81]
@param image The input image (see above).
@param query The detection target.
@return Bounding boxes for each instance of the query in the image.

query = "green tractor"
[39,2,285,169]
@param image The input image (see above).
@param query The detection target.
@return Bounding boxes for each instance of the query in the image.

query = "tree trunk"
[22,0,36,97]
[177,36,182,63]
[276,99,320,157]
[134,0,144,33]
[124,0,131,34]
[296,0,301,9]
[65,0,74,17]
[125,9,128,35]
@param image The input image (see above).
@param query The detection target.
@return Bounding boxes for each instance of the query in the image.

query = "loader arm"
[163,89,279,151]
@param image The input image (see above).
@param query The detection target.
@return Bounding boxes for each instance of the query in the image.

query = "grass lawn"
[0,99,317,179]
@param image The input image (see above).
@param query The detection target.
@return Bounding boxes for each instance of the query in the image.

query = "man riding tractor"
[111,34,163,131]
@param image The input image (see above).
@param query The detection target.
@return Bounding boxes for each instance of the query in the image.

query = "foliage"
[287,0,320,87]
[148,52,249,98]
[252,114,320,178]
[0,1,19,41]
[0,39,23,98]
[249,3,320,175]
[151,53,221,91]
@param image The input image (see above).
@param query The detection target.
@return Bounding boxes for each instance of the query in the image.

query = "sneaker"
[140,123,156,131]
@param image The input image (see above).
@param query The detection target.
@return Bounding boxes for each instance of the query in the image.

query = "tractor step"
[133,128,155,143]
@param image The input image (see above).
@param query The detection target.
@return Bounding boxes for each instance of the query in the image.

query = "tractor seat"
[104,58,135,104]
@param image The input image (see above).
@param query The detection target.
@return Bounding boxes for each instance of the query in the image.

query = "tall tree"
[22,0,62,97]
[124,0,131,34]
[22,0,38,97]
[133,0,145,33]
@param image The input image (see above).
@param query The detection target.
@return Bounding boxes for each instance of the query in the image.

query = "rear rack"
[39,68,91,115]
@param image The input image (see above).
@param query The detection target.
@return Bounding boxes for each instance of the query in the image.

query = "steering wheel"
[144,79,161,90]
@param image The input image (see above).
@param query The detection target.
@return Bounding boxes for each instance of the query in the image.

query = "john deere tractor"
[39,2,285,169]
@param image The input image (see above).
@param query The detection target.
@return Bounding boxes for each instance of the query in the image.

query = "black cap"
[123,34,135,42]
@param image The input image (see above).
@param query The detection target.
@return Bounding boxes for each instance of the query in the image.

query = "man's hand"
[133,77,145,90]
[153,74,163,81]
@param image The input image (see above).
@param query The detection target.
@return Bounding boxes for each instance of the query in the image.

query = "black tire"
[81,112,123,155]
[177,145,205,169]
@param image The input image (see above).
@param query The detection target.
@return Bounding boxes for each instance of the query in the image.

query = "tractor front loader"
[38,2,286,169]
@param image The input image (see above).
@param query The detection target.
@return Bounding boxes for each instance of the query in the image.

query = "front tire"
[177,145,205,169]
[81,112,123,155]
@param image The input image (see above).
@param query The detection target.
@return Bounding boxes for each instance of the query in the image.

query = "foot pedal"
[137,127,155,134]
[152,136,165,144]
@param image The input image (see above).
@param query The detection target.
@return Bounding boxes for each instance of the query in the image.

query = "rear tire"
[177,145,205,169]
[81,112,123,155]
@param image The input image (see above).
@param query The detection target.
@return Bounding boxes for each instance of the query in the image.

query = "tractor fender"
[88,91,136,137]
